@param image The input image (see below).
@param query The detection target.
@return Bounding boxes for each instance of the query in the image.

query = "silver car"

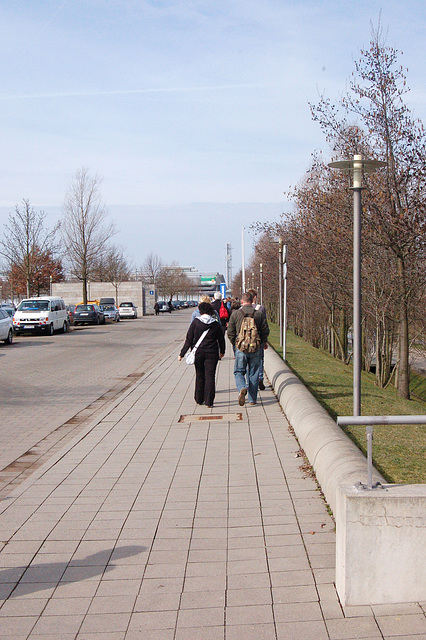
[100,304,120,322]
[0,308,14,344]
[118,302,138,319]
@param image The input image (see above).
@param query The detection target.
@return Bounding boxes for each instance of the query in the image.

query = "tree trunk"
[396,256,410,399]
[82,278,88,304]
[340,308,348,363]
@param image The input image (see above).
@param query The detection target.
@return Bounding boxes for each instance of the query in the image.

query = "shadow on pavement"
[4,544,147,598]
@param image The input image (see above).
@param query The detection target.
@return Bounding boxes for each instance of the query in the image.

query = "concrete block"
[336,484,426,605]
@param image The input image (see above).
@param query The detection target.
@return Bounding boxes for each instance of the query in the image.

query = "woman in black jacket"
[179,302,225,408]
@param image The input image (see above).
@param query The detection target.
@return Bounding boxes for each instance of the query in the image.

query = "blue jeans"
[234,348,261,403]
[259,344,264,381]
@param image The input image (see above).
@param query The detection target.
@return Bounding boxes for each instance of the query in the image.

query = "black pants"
[194,353,219,406]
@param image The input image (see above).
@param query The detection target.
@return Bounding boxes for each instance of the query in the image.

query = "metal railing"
[337,415,426,490]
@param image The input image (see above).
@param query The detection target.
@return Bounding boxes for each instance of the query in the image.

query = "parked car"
[66,304,76,325]
[100,304,120,322]
[99,297,115,307]
[158,301,171,313]
[13,296,69,335]
[0,304,16,317]
[118,302,138,319]
[73,304,105,325]
[0,308,14,344]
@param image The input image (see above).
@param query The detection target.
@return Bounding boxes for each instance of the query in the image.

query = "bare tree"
[103,245,131,304]
[157,263,190,302]
[141,252,164,286]
[62,168,115,303]
[0,199,59,298]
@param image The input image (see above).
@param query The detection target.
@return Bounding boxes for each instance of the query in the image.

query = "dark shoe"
[259,380,265,391]
[206,405,213,408]
[238,388,247,406]
[249,402,257,406]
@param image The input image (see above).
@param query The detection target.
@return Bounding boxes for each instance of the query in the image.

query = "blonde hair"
[199,295,211,304]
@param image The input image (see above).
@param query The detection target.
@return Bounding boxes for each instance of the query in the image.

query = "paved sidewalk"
[0,346,424,639]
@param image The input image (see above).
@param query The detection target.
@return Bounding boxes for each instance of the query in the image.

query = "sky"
[0,0,425,279]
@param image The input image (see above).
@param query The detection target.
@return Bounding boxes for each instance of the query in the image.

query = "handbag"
[185,329,209,364]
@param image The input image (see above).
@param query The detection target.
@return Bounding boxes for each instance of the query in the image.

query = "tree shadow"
[3,544,147,598]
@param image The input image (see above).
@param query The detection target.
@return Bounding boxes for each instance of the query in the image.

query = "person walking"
[191,295,220,324]
[227,291,269,406]
[179,301,225,408]
[154,301,160,316]
[247,288,266,390]
[211,291,229,333]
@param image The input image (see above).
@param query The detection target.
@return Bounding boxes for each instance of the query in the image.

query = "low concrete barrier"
[263,347,385,514]
[264,347,426,605]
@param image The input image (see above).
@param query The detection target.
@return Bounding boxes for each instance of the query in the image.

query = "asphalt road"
[0,311,190,474]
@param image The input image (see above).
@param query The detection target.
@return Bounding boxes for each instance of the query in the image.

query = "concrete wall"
[52,282,157,315]
[264,347,426,606]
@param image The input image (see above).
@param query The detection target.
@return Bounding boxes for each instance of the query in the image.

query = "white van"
[13,296,69,335]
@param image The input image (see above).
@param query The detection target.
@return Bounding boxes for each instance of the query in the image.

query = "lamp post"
[329,154,386,416]
[242,227,246,293]
[278,239,283,347]
[259,263,263,306]
[49,275,53,296]
[282,244,288,361]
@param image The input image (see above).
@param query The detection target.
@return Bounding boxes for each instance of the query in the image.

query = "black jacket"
[180,317,226,360]
[211,299,228,326]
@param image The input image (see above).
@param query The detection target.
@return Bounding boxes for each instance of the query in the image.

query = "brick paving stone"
[79,612,132,634]
[225,603,274,625]
[174,627,224,640]
[226,622,277,640]
[32,613,86,635]
[272,584,319,604]
[276,619,329,639]
[375,613,426,637]
[326,616,382,639]
[76,634,126,640]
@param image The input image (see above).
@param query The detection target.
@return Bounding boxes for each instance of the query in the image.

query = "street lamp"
[259,263,263,306]
[278,239,283,347]
[282,244,288,361]
[242,227,246,293]
[329,154,386,416]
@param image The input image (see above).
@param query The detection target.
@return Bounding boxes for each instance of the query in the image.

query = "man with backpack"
[227,291,269,406]
[248,287,267,391]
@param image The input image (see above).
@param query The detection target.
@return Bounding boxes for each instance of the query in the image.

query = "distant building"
[131,265,226,298]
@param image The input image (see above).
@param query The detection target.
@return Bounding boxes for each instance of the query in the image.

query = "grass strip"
[268,324,426,484]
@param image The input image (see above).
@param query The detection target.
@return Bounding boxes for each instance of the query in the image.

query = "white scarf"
[198,314,217,325]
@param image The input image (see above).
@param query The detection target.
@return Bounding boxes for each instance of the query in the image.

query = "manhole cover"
[179,413,243,423]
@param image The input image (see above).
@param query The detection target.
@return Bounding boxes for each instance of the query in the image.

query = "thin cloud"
[0,83,262,102]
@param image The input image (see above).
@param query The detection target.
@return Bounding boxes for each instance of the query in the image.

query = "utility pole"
[226,243,232,292]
